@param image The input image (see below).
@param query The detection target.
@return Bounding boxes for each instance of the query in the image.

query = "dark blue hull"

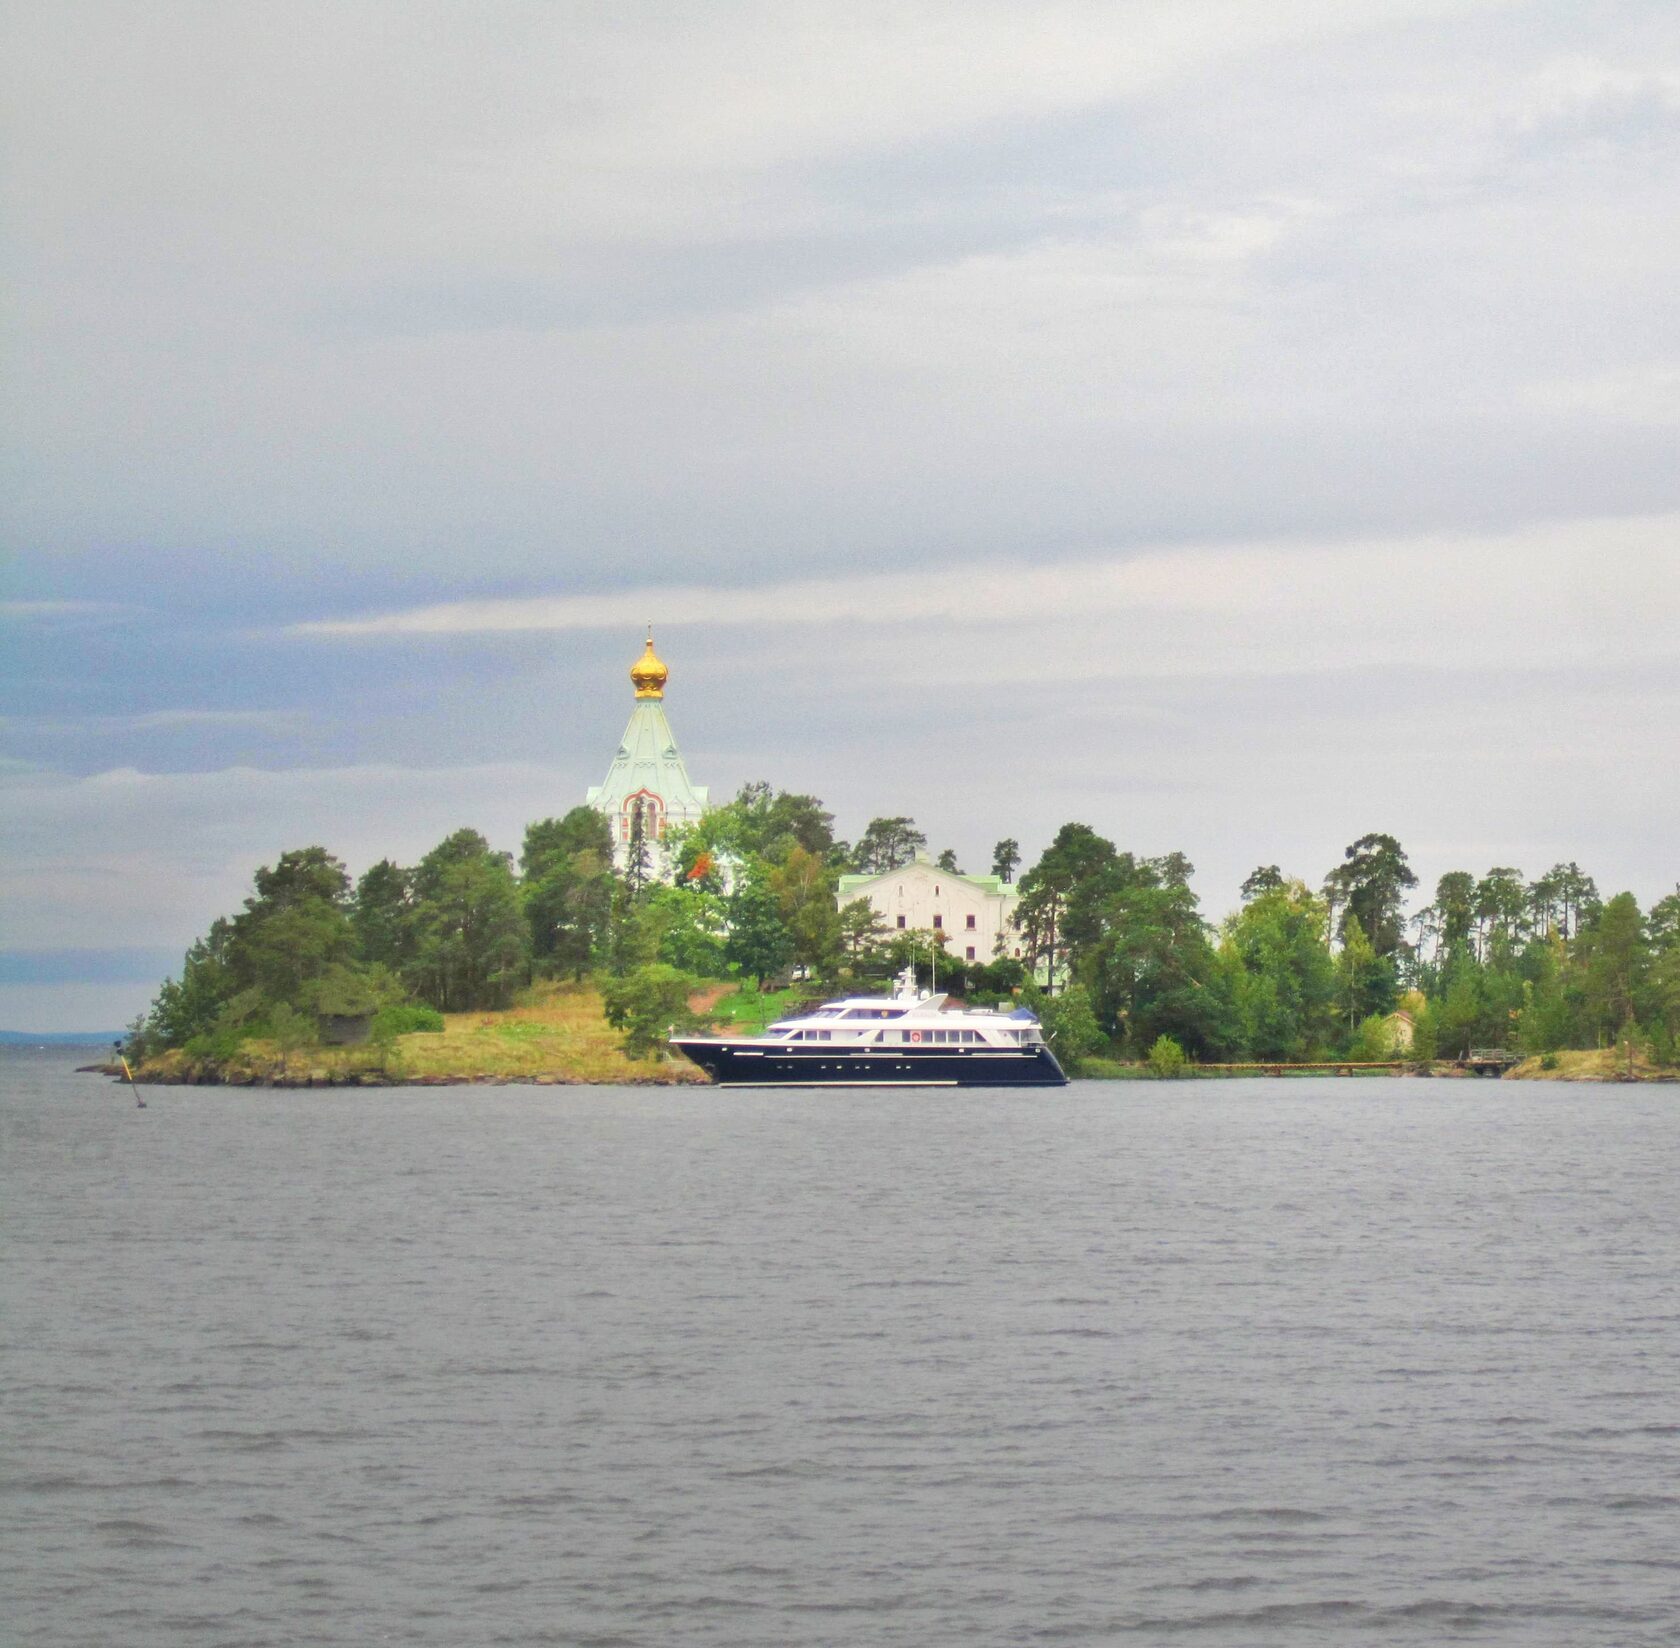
[670,1039,1068,1087]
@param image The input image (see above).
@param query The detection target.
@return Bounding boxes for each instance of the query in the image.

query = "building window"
[966,946,976,961]
[932,914,942,929]
[966,914,976,929]
[896,915,906,929]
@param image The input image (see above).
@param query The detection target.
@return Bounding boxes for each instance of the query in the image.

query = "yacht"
[670,969,1068,1088]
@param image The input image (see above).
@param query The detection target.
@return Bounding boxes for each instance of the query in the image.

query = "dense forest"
[131,783,1680,1071]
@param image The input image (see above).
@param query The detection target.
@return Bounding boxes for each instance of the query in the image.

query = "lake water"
[4,1047,1679,1645]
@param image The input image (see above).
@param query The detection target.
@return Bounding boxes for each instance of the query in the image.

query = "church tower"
[586,630,709,878]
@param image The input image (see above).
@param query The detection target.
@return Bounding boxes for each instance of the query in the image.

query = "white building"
[586,632,709,879]
[836,852,1023,967]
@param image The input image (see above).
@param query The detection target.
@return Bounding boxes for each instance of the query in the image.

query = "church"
[586,631,709,878]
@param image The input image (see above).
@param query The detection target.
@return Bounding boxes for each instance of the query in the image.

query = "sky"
[3,0,1678,1032]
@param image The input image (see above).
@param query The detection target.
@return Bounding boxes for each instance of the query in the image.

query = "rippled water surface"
[4,1048,1679,1645]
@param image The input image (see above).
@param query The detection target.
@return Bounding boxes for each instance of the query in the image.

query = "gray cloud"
[3,1,1678,1025]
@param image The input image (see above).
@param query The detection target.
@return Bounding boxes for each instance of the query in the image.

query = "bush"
[1349,1013,1396,1062]
[370,1003,445,1038]
[601,963,699,1058]
[1147,1034,1189,1078]
[1539,1052,1560,1071]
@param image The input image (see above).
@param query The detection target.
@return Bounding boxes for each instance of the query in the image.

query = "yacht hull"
[670,1039,1069,1088]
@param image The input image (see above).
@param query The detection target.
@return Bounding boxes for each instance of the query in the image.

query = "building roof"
[837,854,1013,900]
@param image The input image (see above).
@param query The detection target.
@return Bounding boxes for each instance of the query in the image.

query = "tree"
[600,963,698,1058]
[1552,862,1601,940]
[267,1001,315,1076]
[1324,833,1417,961]
[1015,822,1118,989]
[1038,981,1103,1069]
[144,919,238,1050]
[1474,866,1529,958]
[1240,865,1286,901]
[1222,880,1337,1061]
[769,845,841,978]
[854,816,926,873]
[634,885,729,977]
[225,846,356,1005]
[352,860,414,973]
[1432,871,1477,956]
[935,848,961,873]
[1335,913,1392,1037]
[838,897,888,966]
[523,809,616,980]
[1147,1034,1189,1077]
[625,801,653,899]
[405,829,530,1011]
[1579,892,1648,1044]
[725,870,795,989]
[991,839,1021,884]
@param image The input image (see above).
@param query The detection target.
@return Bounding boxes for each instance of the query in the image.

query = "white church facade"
[586,632,709,879]
[836,853,1024,966]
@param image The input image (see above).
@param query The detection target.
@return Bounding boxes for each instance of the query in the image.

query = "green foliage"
[724,869,796,989]
[1146,1034,1189,1078]
[1335,914,1394,1035]
[226,846,356,1005]
[1579,891,1647,1041]
[991,838,1021,883]
[636,884,730,976]
[769,845,841,979]
[370,1003,445,1037]
[935,848,961,873]
[1223,881,1336,1060]
[523,809,615,980]
[1324,832,1416,961]
[838,896,889,965]
[267,1001,316,1072]
[853,816,926,874]
[304,961,402,1019]
[675,782,837,877]
[405,828,530,1011]
[1349,1014,1396,1062]
[352,859,415,973]
[1407,1002,1438,1061]
[1039,982,1103,1069]
[600,963,698,1058]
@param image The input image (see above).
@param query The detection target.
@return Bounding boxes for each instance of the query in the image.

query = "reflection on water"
[4,1048,1679,1645]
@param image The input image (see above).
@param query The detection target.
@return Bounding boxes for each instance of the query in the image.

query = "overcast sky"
[3,0,1677,1031]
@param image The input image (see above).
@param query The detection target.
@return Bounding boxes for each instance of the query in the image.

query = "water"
[4,1046,1678,1645]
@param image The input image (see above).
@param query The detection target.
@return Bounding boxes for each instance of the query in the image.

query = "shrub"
[370,1003,445,1038]
[1147,1034,1189,1078]
[1539,1052,1560,1071]
[601,963,699,1058]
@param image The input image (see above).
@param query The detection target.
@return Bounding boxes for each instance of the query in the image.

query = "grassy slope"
[1506,1047,1679,1082]
[139,979,708,1085]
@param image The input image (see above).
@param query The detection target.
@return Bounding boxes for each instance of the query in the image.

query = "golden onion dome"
[630,631,668,698]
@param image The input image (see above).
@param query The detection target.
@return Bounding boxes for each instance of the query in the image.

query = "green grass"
[704,984,810,1029]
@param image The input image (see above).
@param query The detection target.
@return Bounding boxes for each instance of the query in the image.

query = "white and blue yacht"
[670,969,1068,1087]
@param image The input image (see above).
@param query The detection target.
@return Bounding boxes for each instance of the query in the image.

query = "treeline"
[1011,828,1679,1067]
[132,789,1679,1071]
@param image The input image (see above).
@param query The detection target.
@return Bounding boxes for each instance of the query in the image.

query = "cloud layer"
[2,2,1678,1026]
